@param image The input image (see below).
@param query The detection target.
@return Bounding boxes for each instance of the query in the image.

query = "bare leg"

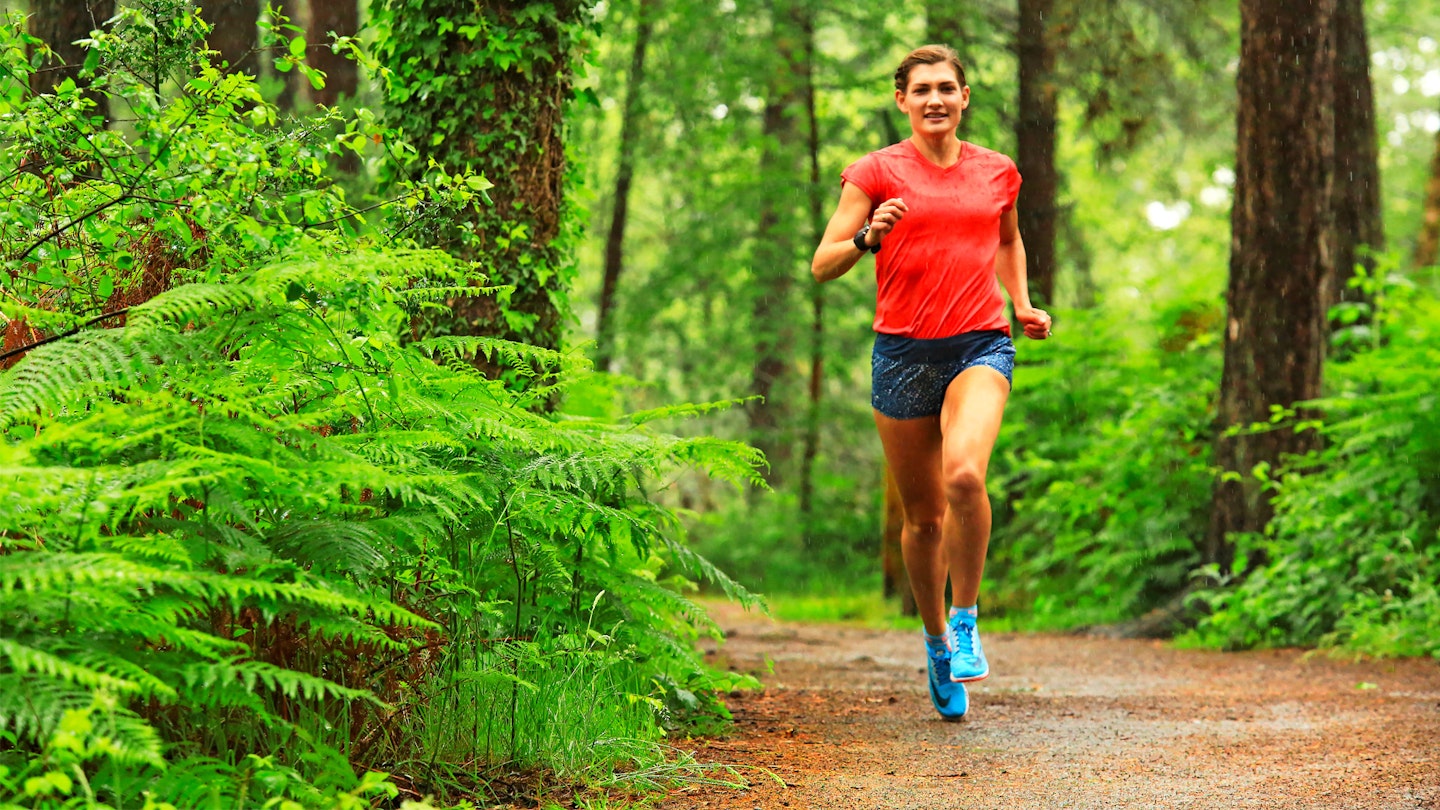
[872,410,947,636]
[938,366,1010,608]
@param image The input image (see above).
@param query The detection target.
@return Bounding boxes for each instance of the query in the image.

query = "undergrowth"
[1,7,763,808]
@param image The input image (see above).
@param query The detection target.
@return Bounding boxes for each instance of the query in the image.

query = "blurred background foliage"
[572,0,1439,661]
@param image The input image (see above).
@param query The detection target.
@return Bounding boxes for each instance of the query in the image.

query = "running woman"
[810,45,1051,720]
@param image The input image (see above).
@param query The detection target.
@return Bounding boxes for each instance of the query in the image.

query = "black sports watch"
[853,224,881,254]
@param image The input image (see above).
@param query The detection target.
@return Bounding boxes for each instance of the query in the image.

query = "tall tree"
[1331,0,1382,311]
[307,0,358,107]
[1207,0,1336,570]
[1015,0,1058,308]
[205,0,260,73]
[595,0,656,372]
[798,4,824,521]
[1418,118,1440,268]
[376,0,593,353]
[747,0,807,485]
[29,0,113,119]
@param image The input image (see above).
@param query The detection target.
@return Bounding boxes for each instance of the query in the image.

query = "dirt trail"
[662,605,1440,809]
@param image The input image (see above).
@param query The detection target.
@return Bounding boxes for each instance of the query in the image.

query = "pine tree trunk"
[799,8,824,522]
[1015,0,1058,308]
[881,465,917,615]
[29,0,113,119]
[748,0,807,486]
[595,0,655,372]
[379,0,591,354]
[1206,0,1336,571]
[275,0,302,110]
[1416,115,1440,268]
[306,0,358,106]
[1331,0,1382,311]
[206,0,260,73]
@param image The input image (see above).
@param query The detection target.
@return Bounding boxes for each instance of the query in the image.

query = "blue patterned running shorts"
[871,330,1015,419]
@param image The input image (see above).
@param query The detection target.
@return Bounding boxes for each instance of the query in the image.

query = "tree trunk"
[29,0,113,119]
[1015,0,1058,308]
[205,0,260,73]
[1206,0,1336,571]
[747,0,807,486]
[1415,112,1440,268]
[595,0,656,372]
[1331,0,1382,312]
[799,7,823,523]
[881,465,917,615]
[307,0,358,106]
[275,0,302,110]
[378,0,590,354]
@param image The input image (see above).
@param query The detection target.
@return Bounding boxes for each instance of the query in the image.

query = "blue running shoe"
[926,634,968,720]
[949,611,989,683]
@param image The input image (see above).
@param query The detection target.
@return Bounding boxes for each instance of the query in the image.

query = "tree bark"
[29,0,113,120]
[799,7,824,522]
[1015,0,1058,308]
[379,0,590,355]
[306,0,359,107]
[1331,0,1382,311]
[275,0,302,110]
[881,465,917,615]
[1415,112,1440,268]
[205,0,260,73]
[1207,0,1336,571]
[747,0,807,486]
[595,0,656,372]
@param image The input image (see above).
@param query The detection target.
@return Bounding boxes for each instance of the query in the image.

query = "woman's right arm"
[811,184,905,283]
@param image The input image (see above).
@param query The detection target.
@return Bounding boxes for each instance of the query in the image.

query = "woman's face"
[896,62,969,138]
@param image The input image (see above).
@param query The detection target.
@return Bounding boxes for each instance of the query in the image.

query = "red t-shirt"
[841,139,1022,339]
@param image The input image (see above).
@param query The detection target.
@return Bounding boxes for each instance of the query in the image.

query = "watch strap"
[853,226,881,254]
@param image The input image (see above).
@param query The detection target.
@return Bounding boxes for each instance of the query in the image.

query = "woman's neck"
[908,134,963,168]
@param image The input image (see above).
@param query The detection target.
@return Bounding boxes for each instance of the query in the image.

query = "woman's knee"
[943,464,987,504]
[903,512,945,542]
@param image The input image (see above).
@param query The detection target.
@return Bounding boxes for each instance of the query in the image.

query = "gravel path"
[661,605,1440,809]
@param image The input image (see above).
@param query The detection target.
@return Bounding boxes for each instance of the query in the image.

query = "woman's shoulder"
[849,141,912,167]
[962,142,1018,170]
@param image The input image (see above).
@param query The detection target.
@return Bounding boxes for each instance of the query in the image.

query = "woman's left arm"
[995,207,1052,340]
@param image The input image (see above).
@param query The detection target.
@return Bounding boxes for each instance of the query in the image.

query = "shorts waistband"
[873,329,1009,364]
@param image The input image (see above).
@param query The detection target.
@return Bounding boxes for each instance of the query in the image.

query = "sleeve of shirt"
[840,153,883,208]
[1000,157,1022,212]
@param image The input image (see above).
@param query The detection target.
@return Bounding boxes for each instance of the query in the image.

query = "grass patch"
[762,590,1031,634]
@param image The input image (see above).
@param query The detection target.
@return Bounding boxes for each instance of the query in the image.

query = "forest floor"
[657,602,1440,810]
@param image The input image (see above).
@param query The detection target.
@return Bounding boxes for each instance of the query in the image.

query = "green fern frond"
[183,660,382,707]
[0,639,141,696]
[124,282,261,330]
[624,397,755,426]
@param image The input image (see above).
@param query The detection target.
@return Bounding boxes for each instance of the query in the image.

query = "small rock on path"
[662,604,1440,810]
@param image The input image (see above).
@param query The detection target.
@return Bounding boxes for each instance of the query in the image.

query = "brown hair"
[893,45,967,92]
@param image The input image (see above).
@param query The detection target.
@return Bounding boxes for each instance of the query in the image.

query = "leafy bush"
[2,251,761,806]
[1192,266,1440,657]
[1,8,760,807]
[987,304,1218,628]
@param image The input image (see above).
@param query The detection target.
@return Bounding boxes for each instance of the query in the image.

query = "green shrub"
[987,305,1218,628]
[0,8,761,807]
[1192,267,1440,657]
